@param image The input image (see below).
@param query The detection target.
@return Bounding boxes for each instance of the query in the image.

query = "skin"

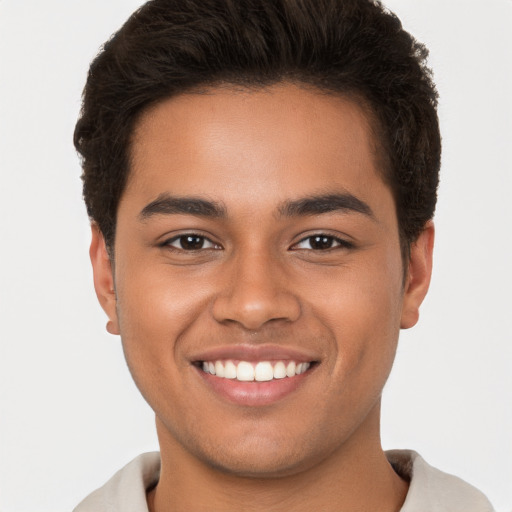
[91,83,434,511]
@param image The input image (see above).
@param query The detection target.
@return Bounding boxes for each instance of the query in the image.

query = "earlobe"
[90,224,120,335]
[400,221,435,329]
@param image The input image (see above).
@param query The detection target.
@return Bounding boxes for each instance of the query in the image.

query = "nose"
[212,250,301,331]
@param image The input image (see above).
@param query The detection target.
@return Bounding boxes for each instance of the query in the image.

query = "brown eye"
[180,235,205,250]
[309,235,336,250]
[165,234,219,251]
[293,235,353,251]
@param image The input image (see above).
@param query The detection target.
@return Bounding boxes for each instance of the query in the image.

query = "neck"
[148,403,408,512]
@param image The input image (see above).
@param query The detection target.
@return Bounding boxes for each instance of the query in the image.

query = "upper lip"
[190,344,320,363]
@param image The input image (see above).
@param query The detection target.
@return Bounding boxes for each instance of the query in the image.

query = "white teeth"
[273,361,287,379]
[254,362,273,382]
[296,362,311,375]
[224,361,237,379]
[236,361,255,381]
[215,361,225,378]
[201,359,312,381]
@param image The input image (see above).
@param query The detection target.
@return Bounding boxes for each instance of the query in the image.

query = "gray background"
[1,0,511,510]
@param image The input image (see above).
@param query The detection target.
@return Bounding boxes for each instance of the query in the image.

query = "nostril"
[212,292,301,330]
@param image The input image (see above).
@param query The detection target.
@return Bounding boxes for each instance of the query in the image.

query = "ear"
[400,221,435,329]
[90,224,120,335]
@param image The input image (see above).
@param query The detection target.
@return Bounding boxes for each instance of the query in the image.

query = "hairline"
[106,80,412,269]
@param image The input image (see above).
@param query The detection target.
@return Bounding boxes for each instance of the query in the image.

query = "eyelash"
[292,234,354,251]
[161,233,221,251]
[160,233,353,252]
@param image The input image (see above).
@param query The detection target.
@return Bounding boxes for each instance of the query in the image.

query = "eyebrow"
[138,192,374,221]
[278,193,374,219]
[139,194,227,220]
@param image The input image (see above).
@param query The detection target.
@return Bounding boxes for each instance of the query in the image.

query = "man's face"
[92,83,432,476]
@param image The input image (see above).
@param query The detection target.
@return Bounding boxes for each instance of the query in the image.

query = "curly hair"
[74,0,440,256]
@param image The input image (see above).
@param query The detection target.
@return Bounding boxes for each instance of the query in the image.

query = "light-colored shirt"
[73,450,494,511]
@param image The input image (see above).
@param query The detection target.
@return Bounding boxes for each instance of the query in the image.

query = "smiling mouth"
[196,359,315,382]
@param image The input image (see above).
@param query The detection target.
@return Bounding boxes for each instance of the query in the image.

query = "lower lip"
[195,366,314,406]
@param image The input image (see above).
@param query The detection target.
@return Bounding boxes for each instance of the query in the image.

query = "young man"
[73,0,494,510]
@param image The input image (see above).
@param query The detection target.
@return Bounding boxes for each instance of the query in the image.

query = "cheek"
[305,250,404,378]
[113,261,212,390]
[309,250,403,325]
[117,260,207,332]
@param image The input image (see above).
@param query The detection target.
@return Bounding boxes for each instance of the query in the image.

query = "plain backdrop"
[0,1,511,510]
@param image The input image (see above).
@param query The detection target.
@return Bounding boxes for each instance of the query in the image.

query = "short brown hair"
[74,0,440,255]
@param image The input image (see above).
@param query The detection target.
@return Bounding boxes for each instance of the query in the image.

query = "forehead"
[125,83,390,215]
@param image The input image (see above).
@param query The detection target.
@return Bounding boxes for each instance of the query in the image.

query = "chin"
[202,447,319,479]
[183,427,332,479]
